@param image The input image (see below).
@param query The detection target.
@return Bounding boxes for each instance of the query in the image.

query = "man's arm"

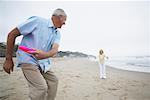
[29,43,59,60]
[47,43,59,57]
[45,43,59,58]
[3,28,21,74]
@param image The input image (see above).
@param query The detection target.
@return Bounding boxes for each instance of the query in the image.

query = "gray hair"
[52,8,67,17]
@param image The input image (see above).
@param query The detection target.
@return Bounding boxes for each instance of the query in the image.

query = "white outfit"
[99,54,106,79]
[99,63,106,79]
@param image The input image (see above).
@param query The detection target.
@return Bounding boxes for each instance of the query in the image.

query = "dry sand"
[0,57,150,100]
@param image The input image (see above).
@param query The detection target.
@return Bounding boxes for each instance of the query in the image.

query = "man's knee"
[53,76,59,87]
[38,84,48,92]
[55,76,59,84]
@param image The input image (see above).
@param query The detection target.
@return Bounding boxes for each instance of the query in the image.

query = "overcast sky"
[0,1,149,56]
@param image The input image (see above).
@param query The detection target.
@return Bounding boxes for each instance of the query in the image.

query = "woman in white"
[98,49,108,79]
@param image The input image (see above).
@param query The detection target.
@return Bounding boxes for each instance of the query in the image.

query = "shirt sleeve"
[54,31,61,45]
[17,16,38,35]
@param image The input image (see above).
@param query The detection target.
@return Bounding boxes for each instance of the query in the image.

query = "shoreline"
[107,65,150,75]
[88,57,150,74]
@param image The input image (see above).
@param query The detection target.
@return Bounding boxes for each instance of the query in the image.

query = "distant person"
[98,49,108,79]
[3,8,67,100]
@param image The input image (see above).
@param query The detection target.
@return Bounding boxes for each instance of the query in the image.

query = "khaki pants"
[21,63,58,100]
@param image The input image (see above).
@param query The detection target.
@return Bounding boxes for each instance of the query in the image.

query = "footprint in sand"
[108,87,119,91]
[119,93,128,100]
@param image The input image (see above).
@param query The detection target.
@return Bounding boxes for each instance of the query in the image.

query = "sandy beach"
[0,57,150,100]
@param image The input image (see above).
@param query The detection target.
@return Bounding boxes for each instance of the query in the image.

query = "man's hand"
[3,28,20,74]
[28,50,48,60]
[28,43,59,60]
[3,59,14,74]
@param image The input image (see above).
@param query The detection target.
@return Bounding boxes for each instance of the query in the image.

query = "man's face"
[57,16,66,28]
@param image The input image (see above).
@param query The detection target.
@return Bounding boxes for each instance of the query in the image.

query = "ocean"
[89,56,150,73]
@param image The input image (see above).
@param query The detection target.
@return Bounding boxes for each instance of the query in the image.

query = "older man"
[3,8,67,100]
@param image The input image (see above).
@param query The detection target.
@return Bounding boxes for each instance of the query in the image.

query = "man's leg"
[21,64,47,100]
[43,69,58,100]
